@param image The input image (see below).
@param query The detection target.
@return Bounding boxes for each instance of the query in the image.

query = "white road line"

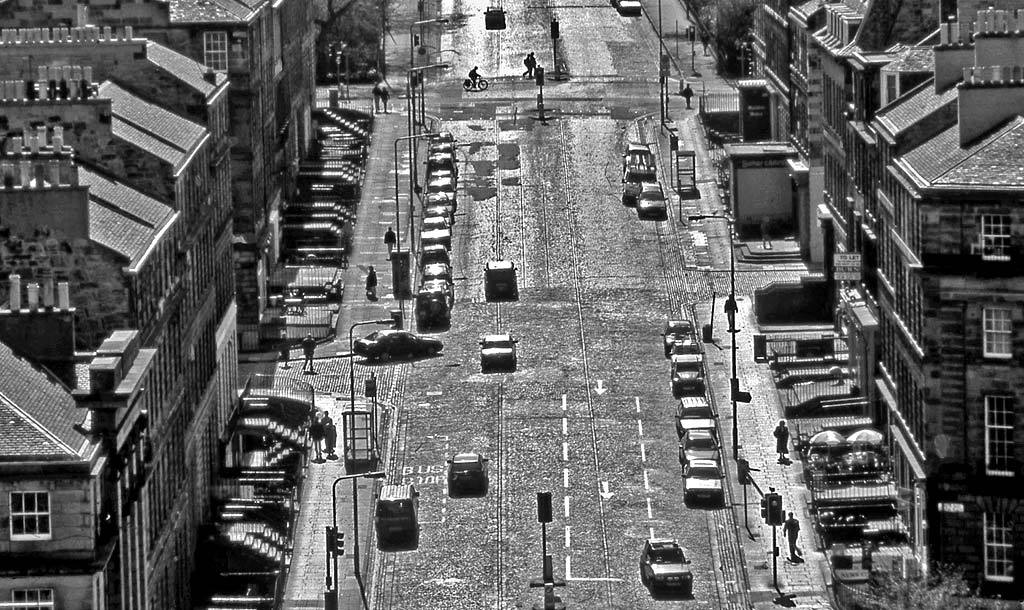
[562,442,568,462]
[563,496,570,518]
[563,468,569,488]
[562,394,567,411]
[640,441,647,462]
[637,419,643,436]
[643,470,651,491]
[565,556,572,580]
[649,526,655,539]
[646,497,653,519]
[562,417,567,435]
[564,526,571,548]
[635,396,641,413]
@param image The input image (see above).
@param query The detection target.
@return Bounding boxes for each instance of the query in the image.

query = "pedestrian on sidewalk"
[682,83,694,109]
[773,419,791,464]
[523,52,536,78]
[309,413,325,463]
[783,512,803,561]
[323,414,338,460]
[366,265,378,301]
[374,81,391,113]
[301,333,317,373]
[700,31,710,56]
[384,226,397,259]
[372,84,382,113]
[761,215,772,249]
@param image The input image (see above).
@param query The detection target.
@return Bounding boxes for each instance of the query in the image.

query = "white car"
[615,0,643,16]
[636,182,668,221]
[682,458,724,504]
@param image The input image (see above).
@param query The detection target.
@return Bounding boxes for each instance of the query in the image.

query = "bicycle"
[463,77,489,91]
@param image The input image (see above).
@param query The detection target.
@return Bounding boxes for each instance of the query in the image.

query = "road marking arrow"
[594,380,607,395]
[599,481,614,500]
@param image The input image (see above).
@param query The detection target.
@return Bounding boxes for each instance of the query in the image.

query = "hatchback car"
[614,0,643,15]
[639,539,693,594]
[427,151,458,178]
[447,452,489,496]
[421,227,452,250]
[662,319,695,358]
[422,214,450,232]
[671,353,706,399]
[426,176,456,195]
[636,183,668,221]
[480,334,518,373]
[678,428,721,465]
[353,330,443,361]
[682,459,725,504]
[675,396,715,421]
[420,244,451,268]
[669,337,702,356]
[622,142,656,206]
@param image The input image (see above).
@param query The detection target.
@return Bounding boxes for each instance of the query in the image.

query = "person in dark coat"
[783,512,802,561]
[366,265,378,301]
[523,52,536,78]
[309,413,325,463]
[323,414,338,460]
[773,419,790,464]
[301,333,317,373]
[383,226,397,259]
[681,83,694,109]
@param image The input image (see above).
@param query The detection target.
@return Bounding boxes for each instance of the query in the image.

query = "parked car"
[678,428,721,465]
[676,396,715,421]
[639,539,693,594]
[426,175,456,195]
[675,417,716,441]
[622,142,657,206]
[636,183,668,221]
[682,459,725,504]
[480,334,518,373]
[669,337,702,356]
[422,215,450,233]
[447,452,489,495]
[420,244,451,268]
[671,353,706,399]
[353,330,443,361]
[662,319,695,358]
[421,262,453,285]
[421,227,452,250]
[427,151,458,178]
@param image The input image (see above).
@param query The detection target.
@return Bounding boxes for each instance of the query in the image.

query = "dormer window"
[203,31,229,72]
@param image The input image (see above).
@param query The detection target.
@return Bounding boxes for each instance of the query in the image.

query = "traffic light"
[485,7,507,30]
[326,526,345,556]
[660,53,670,78]
[687,25,695,42]
[390,308,404,330]
[766,493,784,526]
[737,458,750,485]
[550,19,560,39]
[537,491,552,523]
[760,496,768,520]
[364,375,377,398]
[535,66,545,86]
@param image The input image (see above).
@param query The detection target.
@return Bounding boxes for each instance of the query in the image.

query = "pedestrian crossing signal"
[766,493,783,526]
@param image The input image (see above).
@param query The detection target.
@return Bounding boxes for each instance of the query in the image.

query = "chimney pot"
[11,136,22,152]
[9,275,21,310]
[126,26,133,39]
[103,26,112,42]
[42,277,54,308]
[27,283,39,310]
[57,282,70,310]
[20,160,31,186]
[48,159,60,185]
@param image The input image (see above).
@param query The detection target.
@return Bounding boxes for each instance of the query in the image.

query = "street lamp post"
[392,132,441,314]
[689,214,743,460]
[409,18,448,70]
[407,62,449,137]
[326,470,387,610]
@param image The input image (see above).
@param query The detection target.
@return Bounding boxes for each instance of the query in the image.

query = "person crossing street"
[523,52,536,78]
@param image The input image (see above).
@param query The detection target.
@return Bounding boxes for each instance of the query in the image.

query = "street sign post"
[834,252,861,281]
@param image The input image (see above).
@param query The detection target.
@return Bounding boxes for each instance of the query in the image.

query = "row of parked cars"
[622,142,668,221]
[417,133,459,331]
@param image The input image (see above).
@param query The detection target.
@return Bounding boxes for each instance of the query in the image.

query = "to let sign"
[834,253,861,281]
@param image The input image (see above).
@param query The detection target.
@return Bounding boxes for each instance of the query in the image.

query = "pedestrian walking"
[323,414,338,460]
[371,84,381,113]
[681,83,694,109]
[383,226,397,259]
[374,81,391,113]
[783,512,803,561]
[773,419,790,464]
[301,333,317,373]
[523,52,536,78]
[700,31,710,56]
[366,265,378,301]
[309,412,325,463]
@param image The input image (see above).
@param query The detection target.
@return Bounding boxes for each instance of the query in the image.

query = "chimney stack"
[9,275,21,310]
[58,282,70,310]
[42,277,54,308]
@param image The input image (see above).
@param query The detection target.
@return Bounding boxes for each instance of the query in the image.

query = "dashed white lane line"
[562,442,568,462]
[635,396,641,412]
[563,468,569,489]
[562,394,567,411]
[562,417,568,435]
[643,470,651,492]
[640,441,647,463]
[649,526,656,539]
[565,526,571,548]
[646,497,653,519]
[563,495,570,519]
[637,419,643,436]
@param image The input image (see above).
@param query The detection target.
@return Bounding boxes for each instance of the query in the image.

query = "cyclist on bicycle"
[468,66,481,89]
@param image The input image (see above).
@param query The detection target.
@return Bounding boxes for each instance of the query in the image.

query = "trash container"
[701,323,713,343]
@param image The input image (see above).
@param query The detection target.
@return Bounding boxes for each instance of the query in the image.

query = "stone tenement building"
[0,31,240,609]
[0,0,317,350]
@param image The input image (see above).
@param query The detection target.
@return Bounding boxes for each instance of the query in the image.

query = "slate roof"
[0,342,90,460]
[98,81,208,174]
[78,166,177,266]
[145,40,228,97]
[794,0,825,19]
[875,79,957,138]
[897,116,1024,190]
[169,0,257,23]
[884,47,932,73]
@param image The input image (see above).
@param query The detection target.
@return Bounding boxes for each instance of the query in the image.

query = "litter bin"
[701,323,713,343]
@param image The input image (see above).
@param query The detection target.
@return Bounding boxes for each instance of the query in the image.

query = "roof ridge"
[0,391,79,456]
[932,115,1024,182]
